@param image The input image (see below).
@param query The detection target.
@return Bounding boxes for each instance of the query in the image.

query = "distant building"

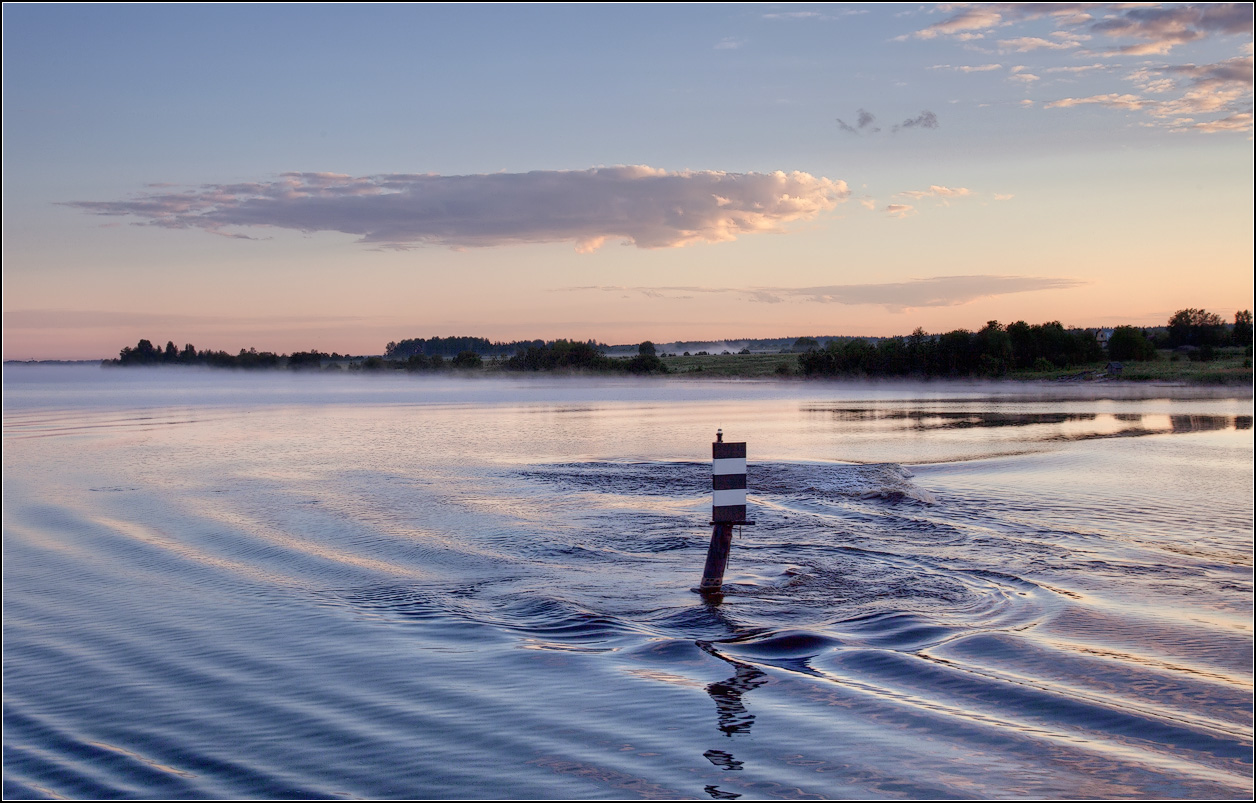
[1096,328,1114,349]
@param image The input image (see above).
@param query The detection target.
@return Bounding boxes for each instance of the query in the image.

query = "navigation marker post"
[698,429,754,595]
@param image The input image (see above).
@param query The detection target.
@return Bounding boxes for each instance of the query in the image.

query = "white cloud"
[998,36,1080,52]
[1043,63,1109,74]
[65,166,849,252]
[898,185,974,201]
[1186,111,1253,133]
[1045,93,1153,111]
[1045,55,1252,132]
[910,6,1006,39]
[762,11,823,20]
[930,63,1003,72]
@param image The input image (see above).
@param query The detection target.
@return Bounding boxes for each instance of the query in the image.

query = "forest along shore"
[32,343,1248,385]
[34,309,1252,385]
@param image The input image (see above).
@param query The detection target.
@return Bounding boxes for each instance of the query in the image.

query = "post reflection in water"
[703,650,769,737]
[704,782,743,799]
[698,640,766,800]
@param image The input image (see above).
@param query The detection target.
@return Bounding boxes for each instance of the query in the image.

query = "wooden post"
[699,430,752,594]
[699,523,736,593]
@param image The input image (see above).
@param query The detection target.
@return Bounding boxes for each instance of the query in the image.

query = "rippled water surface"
[4,366,1252,799]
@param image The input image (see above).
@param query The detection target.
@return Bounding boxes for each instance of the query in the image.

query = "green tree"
[626,353,667,374]
[793,336,819,352]
[1106,326,1157,361]
[1233,310,1253,347]
[1168,308,1225,348]
[287,350,328,370]
[974,321,1012,376]
[406,354,432,371]
[1006,321,1038,369]
[638,341,657,357]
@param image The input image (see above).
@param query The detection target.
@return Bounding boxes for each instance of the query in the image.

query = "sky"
[3,3,1252,360]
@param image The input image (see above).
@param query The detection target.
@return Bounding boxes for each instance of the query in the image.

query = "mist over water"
[4,365,1252,799]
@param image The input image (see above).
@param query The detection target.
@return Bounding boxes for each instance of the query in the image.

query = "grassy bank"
[658,352,799,378]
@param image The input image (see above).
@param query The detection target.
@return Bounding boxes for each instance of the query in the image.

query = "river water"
[3,365,1252,799]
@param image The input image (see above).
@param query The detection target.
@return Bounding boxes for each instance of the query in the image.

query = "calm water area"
[3,365,1252,799]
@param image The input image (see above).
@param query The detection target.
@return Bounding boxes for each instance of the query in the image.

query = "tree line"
[102,308,1250,376]
[384,335,609,359]
[798,320,1103,378]
[1106,309,1251,362]
[103,338,667,374]
[798,309,1252,378]
[105,340,355,369]
[502,340,666,374]
[385,340,665,374]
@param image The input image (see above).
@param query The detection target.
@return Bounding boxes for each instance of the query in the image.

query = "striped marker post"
[699,429,754,594]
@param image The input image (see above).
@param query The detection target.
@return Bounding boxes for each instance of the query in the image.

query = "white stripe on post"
[713,488,747,507]
[712,457,747,476]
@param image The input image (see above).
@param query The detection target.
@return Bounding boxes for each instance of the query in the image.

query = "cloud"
[904,3,1250,58]
[1160,55,1254,87]
[762,11,823,20]
[714,37,745,50]
[1009,66,1041,83]
[763,9,865,21]
[998,36,1080,52]
[1089,3,1252,55]
[898,185,973,200]
[1185,111,1253,133]
[1045,93,1153,111]
[836,108,880,133]
[64,166,849,252]
[1043,63,1110,74]
[893,110,940,131]
[782,275,1086,309]
[884,203,915,219]
[930,63,1003,72]
[909,6,1007,39]
[994,193,1015,201]
[838,109,940,134]
[1045,55,1252,131]
[3,309,370,330]
[571,275,1086,311]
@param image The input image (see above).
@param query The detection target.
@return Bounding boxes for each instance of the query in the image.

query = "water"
[4,365,1252,799]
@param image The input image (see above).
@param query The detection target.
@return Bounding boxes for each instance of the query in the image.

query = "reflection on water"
[1169,414,1240,433]
[703,749,745,770]
[704,782,743,800]
[3,368,1252,799]
[806,406,1249,438]
[700,641,770,737]
[805,407,1099,427]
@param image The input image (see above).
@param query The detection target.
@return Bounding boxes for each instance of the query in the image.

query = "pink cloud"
[65,166,849,252]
